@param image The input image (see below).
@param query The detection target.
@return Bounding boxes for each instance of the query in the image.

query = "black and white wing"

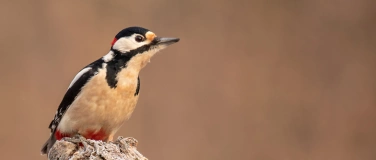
[48,59,103,133]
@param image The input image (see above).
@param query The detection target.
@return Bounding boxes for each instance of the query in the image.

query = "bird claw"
[63,134,95,156]
[62,134,89,148]
[62,136,79,144]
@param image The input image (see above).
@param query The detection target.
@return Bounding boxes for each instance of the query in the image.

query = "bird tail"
[41,134,56,155]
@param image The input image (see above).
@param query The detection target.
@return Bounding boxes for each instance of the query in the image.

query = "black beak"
[153,37,180,45]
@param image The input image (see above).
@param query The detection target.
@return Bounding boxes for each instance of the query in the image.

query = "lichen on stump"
[47,136,147,160]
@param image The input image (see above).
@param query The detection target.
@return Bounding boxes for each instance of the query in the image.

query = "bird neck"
[111,49,156,71]
[102,49,156,88]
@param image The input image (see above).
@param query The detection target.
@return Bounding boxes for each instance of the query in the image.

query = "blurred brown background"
[0,0,376,159]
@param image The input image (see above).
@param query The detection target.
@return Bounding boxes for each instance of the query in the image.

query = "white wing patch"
[68,67,92,89]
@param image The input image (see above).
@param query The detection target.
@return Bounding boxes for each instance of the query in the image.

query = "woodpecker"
[41,26,179,155]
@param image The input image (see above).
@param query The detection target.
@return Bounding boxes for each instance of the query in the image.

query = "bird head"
[107,26,179,69]
[111,26,179,54]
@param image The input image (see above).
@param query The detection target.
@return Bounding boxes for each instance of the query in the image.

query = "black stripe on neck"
[135,76,140,96]
[105,51,133,88]
[111,43,154,56]
[105,44,152,88]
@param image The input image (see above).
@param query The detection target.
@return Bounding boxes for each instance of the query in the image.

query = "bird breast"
[58,66,139,136]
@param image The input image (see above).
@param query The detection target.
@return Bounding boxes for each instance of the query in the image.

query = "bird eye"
[135,35,144,42]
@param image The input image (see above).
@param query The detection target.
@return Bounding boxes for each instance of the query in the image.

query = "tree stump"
[47,136,147,160]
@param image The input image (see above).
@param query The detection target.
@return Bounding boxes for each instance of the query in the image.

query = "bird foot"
[62,134,89,148]
[62,134,95,156]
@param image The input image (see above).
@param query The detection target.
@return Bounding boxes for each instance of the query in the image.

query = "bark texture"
[48,136,147,160]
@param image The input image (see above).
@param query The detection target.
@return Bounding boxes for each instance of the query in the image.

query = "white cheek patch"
[68,67,92,89]
[112,35,149,52]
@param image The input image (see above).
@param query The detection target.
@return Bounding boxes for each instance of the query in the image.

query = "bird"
[41,26,179,155]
